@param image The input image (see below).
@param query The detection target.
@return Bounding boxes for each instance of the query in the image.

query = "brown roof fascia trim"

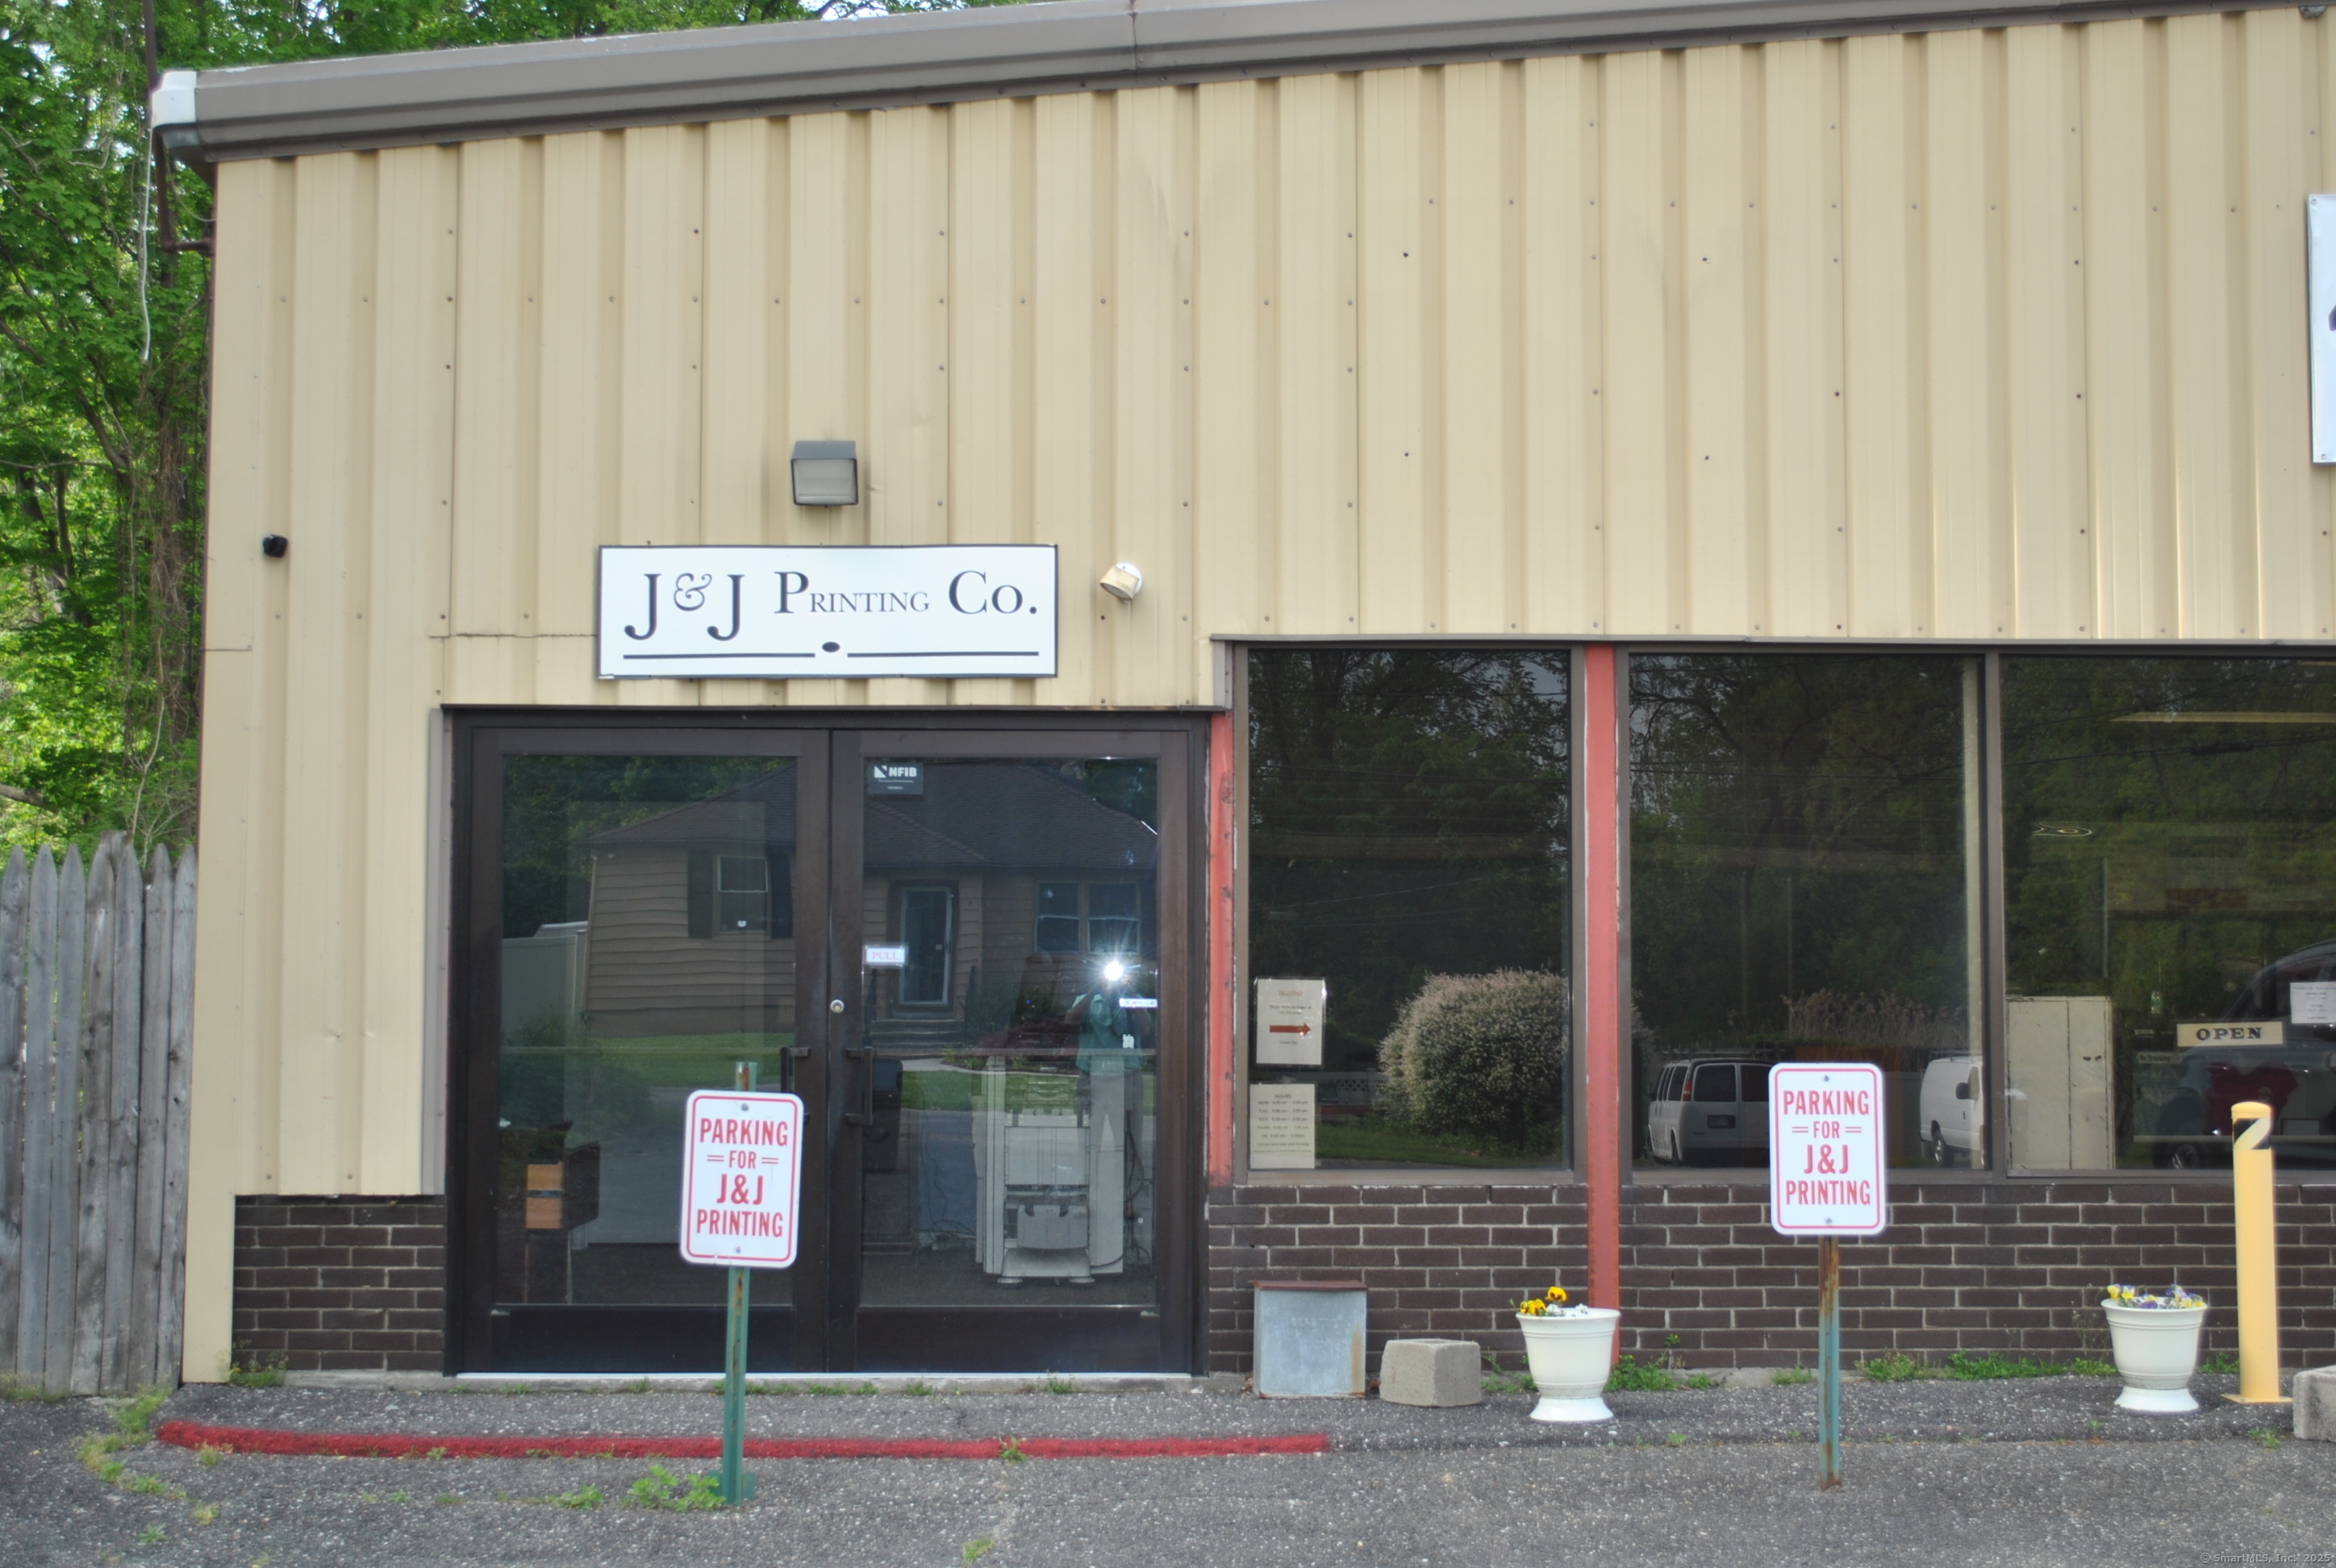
[158,0,2300,162]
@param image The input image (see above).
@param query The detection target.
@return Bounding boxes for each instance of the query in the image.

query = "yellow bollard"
[2225,1101,2290,1406]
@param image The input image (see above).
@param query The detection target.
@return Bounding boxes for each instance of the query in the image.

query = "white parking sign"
[680,1090,805,1269]
[1768,1063,1888,1237]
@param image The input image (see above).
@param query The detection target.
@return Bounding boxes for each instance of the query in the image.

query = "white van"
[1646,1058,1771,1167]
[1918,1055,1984,1167]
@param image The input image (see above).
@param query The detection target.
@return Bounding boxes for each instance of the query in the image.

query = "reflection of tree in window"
[1248,649,1571,1167]
[2003,657,2336,1170]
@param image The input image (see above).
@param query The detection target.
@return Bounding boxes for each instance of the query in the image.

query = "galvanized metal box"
[1254,1280,1366,1397]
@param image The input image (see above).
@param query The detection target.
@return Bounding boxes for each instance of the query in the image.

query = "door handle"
[843,1046,874,1127]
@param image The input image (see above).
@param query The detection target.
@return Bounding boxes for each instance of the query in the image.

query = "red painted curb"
[154,1420,1329,1462]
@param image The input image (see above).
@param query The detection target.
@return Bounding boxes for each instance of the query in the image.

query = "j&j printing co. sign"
[597,544,1058,680]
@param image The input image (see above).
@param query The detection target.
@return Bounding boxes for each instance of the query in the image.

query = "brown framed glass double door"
[453,715,1195,1375]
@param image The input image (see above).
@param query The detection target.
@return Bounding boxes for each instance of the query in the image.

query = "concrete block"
[1378,1338,1483,1407]
[2295,1366,2336,1441]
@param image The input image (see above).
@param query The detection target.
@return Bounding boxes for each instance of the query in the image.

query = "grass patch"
[963,1538,996,1562]
[1041,1375,1077,1395]
[1310,1113,1560,1170]
[1943,1352,2064,1381]
[1605,1356,1678,1393]
[1860,1353,1930,1382]
[2202,1352,2242,1375]
[627,1464,723,1512]
[903,1378,936,1398]
[1770,1367,1816,1387]
[80,1387,171,1480]
[2068,1358,2117,1378]
[0,1374,64,1403]
[855,1382,879,1396]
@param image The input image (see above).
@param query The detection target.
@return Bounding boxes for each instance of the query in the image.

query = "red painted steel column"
[1208,710,1238,1188]
[1582,645,1622,1313]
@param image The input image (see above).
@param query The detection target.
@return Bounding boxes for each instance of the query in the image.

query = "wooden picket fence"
[0,833,197,1395]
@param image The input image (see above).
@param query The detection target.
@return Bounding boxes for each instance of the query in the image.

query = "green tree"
[0,0,1026,851]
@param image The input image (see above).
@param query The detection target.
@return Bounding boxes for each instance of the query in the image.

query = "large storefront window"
[2003,657,2336,1172]
[1630,655,1984,1170]
[1247,649,1570,1170]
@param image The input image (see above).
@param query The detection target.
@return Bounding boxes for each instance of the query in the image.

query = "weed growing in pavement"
[963,1538,996,1562]
[557,1485,604,1510]
[628,1464,723,1511]
[1683,1374,1717,1391]
[2068,1359,2117,1378]
[2254,1428,2284,1450]
[1770,1368,1816,1387]
[1860,1353,1929,1382]
[388,1490,411,1504]
[623,1378,652,1394]
[137,1524,164,1545]
[856,1382,879,1395]
[999,1438,1029,1465]
[807,1382,848,1397]
[423,1446,448,1461]
[1042,1376,1077,1395]
[1666,1432,1687,1447]
[196,1445,227,1466]
[0,1374,64,1403]
[128,1475,186,1501]
[1480,1354,1534,1396]
[1605,1357,1677,1393]
[1943,1353,2063,1381]
[745,1382,797,1396]
[227,1343,286,1389]
[2202,1352,2242,1375]
[435,1495,464,1506]
[80,1387,170,1480]
[500,1382,533,1396]
[190,1503,219,1526]
[903,1379,936,1397]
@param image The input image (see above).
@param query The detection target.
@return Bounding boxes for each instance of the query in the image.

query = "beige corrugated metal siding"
[183,9,2336,1371]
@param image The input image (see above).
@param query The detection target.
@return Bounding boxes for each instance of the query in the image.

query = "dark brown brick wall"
[233,1196,447,1374]
[1206,1179,2336,1375]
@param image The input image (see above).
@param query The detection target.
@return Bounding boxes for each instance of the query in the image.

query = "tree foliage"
[0,0,1021,852]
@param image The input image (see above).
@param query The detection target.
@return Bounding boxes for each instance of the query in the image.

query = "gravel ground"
[6,1378,2324,1568]
[161,1371,2292,1449]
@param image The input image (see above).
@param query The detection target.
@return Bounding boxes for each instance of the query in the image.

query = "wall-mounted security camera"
[261,535,289,558]
[1099,562,1144,602]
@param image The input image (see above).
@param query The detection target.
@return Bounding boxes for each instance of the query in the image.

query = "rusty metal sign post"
[1769,1062,1889,1491]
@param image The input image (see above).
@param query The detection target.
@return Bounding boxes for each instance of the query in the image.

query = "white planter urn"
[2103,1299,2208,1414]
[1516,1307,1622,1423]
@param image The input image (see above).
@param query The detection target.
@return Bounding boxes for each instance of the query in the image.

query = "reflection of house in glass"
[502,763,1159,1047]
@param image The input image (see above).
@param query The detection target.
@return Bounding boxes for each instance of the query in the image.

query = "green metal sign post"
[720,1059,757,1505]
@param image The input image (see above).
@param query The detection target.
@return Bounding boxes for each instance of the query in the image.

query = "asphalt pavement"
[4,1374,2327,1568]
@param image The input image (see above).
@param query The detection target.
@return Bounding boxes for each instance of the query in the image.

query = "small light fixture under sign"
[1099,562,1144,602]
[790,440,859,507]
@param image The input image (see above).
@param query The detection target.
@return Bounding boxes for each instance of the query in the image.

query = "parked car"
[1646,1058,1771,1167]
[2147,940,2336,1170]
[1918,1055,1984,1167]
